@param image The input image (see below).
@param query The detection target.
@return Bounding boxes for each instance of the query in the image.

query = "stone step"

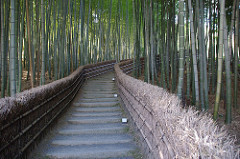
[51,134,133,146]
[81,84,116,89]
[57,123,126,135]
[84,83,115,87]
[72,112,121,117]
[110,157,135,159]
[89,77,114,80]
[88,77,115,80]
[80,93,117,98]
[75,106,120,112]
[85,80,115,84]
[45,143,136,159]
[73,101,119,107]
[29,72,141,159]
[67,116,121,124]
[81,89,117,92]
[78,97,118,103]
[81,90,117,94]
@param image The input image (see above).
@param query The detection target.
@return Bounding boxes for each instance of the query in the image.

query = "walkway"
[30,72,139,159]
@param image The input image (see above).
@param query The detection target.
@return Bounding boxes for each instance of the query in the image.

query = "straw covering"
[115,60,239,159]
[0,60,115,158]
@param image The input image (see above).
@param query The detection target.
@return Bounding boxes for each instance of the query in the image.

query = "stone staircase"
[30,72,139,159]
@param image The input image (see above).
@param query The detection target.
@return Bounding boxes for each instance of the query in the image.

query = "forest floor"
[0,70,55,96]
[20,70,55,91]
[137,71,240,146]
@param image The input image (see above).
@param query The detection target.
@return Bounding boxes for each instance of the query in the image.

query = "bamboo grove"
[0,0,239,123]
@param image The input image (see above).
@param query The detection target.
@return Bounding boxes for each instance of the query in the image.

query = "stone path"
[30,72,139,159]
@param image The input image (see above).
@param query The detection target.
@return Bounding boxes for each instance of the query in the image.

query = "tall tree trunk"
[72,0,77,69]
[223,15,232,124]
[40,0,45,85]
[188,0,200,107]
[211,0,217,94]
[10,0,16,96]
[127,0,130,59]
[69,0,73,72]
[66,0,71,75]
[177,0,185,99]
[53,0,58,80]
[134,0,141,78]
[200,0,209,110]
[144,0,150,83]
[229,0,236,61]
[160,0,166,88]
[93,5,97,63]
[45,0,52,80]
[106,0,112,61]
[26,0,34,88]
[196,0,205,110]
[1,0,6,97]
[18,0,26,92]
[85,0,91,64]
[121,1,124,60]
[30,0,35,85]
[15,0,19,91]
[234,0,239,108]
[90,4,93,63]
[186,0,190,100]
[35,0,40,81]
[2,1,10,97]
[165,10,170,88]
[171,0,177,92]
[117,0,121,63]
[60,0,67,78]
[208,0,213,90]
[213,0,225,120]
[80,0,85,64]
[150,0,154,84]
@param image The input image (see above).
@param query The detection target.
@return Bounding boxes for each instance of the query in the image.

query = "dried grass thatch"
[0,60,116,158]
[115,60,240,159]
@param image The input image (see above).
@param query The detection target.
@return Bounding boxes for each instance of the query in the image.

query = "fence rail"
[0,58,238,159]
[0,60,116,159]
[115,59,173,159]
[114,59,238,159]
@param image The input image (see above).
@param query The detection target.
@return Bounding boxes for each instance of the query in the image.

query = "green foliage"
[0,0,238,129]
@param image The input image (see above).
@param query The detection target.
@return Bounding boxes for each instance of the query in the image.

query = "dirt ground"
[0,70,55,96]
[208,94,240,145]
[20,70,55,91]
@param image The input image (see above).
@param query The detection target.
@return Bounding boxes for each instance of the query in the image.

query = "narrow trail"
[30,72,139,159]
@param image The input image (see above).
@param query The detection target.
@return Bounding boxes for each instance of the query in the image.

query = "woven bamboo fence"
[115,59,239,159]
